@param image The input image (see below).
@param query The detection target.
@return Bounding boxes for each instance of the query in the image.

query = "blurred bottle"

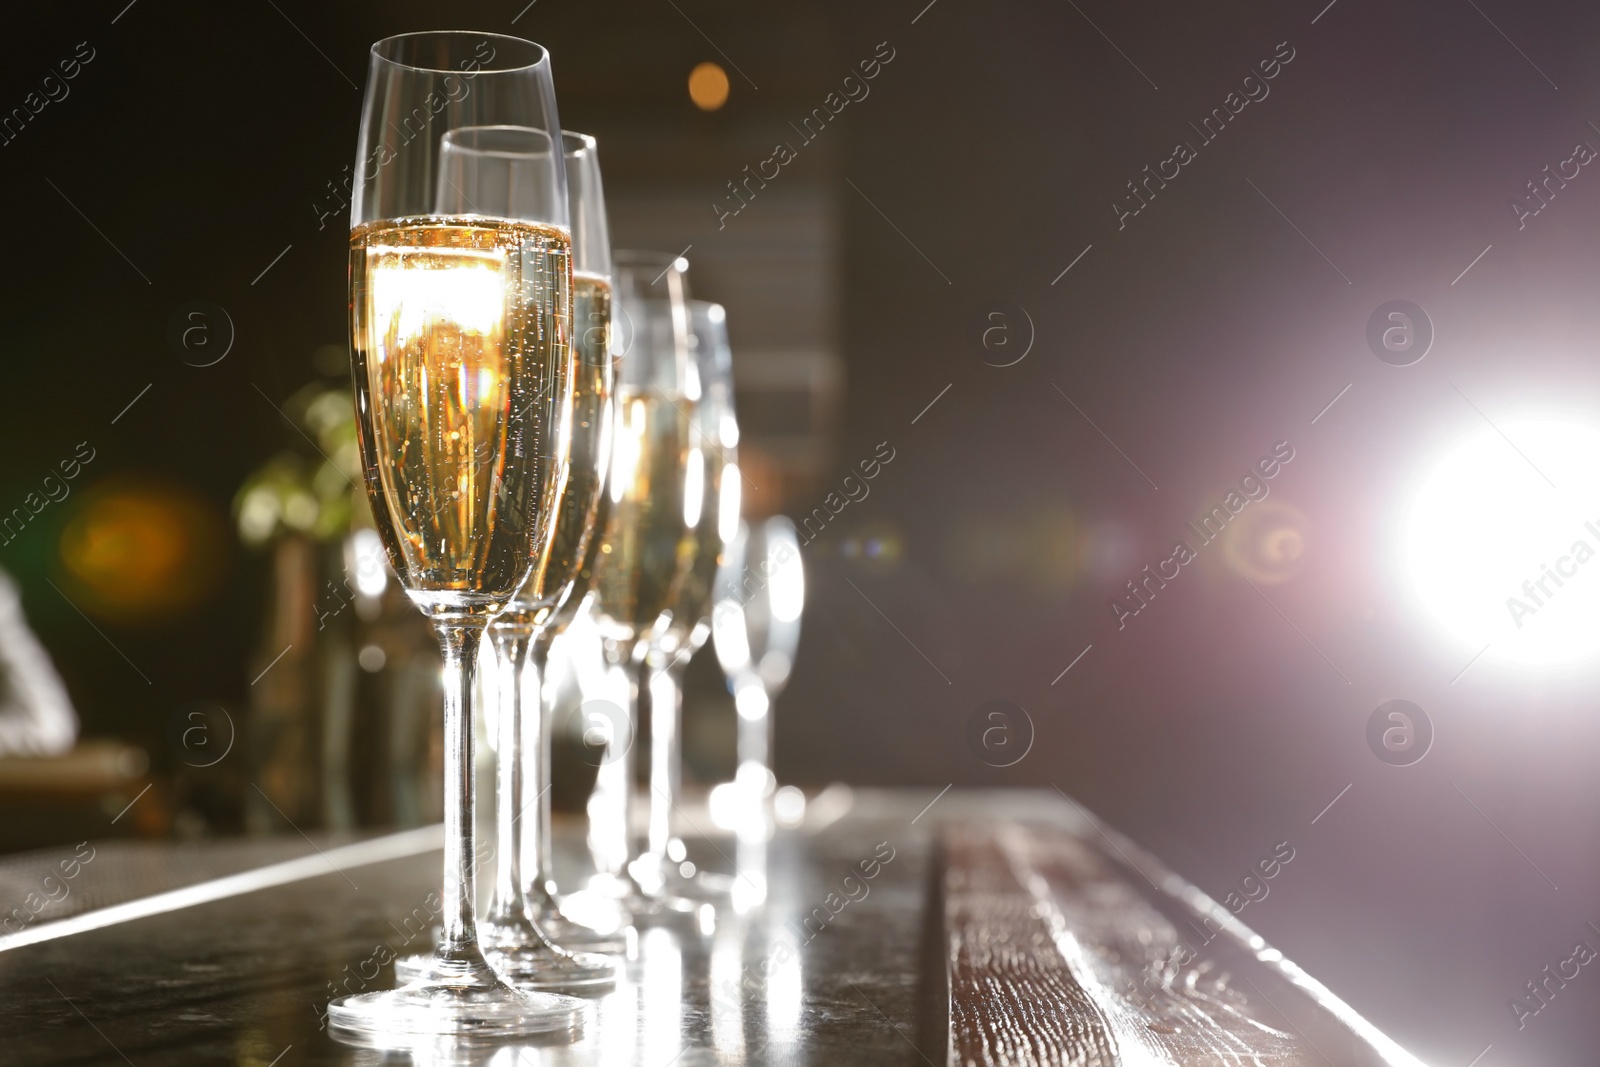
[236,368,438,834]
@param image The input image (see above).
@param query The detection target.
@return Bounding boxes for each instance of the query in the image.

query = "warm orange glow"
[58,482,227,622]
[688,62,730,111]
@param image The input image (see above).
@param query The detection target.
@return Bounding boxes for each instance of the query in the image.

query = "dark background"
[5,0,1600,1062]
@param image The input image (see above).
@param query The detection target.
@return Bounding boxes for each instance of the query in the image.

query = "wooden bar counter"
[0,789,1422,1065]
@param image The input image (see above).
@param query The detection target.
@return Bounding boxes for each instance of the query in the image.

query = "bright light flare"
[611,397,646,504]
[369,252,505,346]
[683,446,705,529]
[768,531,804,623]
[734,680,769,721]
[773,785,806,827]
[1401,414,1600,668]
[712,601,751,673]
[347,527,388,598]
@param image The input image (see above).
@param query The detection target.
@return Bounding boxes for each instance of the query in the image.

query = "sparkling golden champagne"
[513,272,614,620]
[661,441,726,649]
[349,216,572,612]
[592,392,693,637]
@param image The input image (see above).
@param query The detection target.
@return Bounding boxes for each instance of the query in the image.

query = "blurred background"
[4,0,1600,1061]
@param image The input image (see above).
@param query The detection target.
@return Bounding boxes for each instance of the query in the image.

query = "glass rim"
[563,130,598,158]
[370,30,550,74]
[440,125,557,159]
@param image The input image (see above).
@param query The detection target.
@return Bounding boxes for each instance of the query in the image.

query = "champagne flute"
[587,251,699,915]
[393,130,618,991]
[513,133,633,954]
[711,516,805,909]
[714,516,804,790]
[332,31,583,1040]
[641,301,740,895]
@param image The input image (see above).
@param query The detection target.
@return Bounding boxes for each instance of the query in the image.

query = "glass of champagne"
[587,251,699,915]
[641,301,740,896]
[515,133,632,954]
[395,130,621,989]
[332,32,584,1040]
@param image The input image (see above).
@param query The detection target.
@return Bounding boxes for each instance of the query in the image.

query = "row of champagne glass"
[331,28,792,1044]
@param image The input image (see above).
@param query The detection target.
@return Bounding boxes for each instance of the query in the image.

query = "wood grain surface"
[941,819,1426,1067]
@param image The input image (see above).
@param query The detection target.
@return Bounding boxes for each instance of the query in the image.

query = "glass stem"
[435,618,490,966]
[586,655,633,878]
[737,680,772,796]
[646,659,682,867]
[527,630,560,904]
[487,620,533,930]
[625,658,650,881]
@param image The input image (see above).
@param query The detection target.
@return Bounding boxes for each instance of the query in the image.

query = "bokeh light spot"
[59,481,227,623]
[688,61,730,111]
[1222,500,1309,585]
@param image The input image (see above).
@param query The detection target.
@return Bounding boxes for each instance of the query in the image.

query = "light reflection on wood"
[942,820,1427,1067]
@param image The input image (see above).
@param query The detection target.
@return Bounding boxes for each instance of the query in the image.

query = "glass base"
[494,943,618,989]
[327,1029,584,1058]
[566,874,696,919]
[641,856,738,905]
[531,898,633,952]
[396,941,617,991]
[415,905,633,954]
[327,955,587,1040]
[631,854,739,911]
[560,883,635,935]
[585,868,713,931]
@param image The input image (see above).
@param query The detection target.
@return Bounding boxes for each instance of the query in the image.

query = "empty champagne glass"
[711,516,805,908]
[393,130,618,991]
[641,301,740,895]
[332,31,584,1040]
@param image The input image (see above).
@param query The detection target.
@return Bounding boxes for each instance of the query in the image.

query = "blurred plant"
[235,357,438,834]
[233,383,364,547]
